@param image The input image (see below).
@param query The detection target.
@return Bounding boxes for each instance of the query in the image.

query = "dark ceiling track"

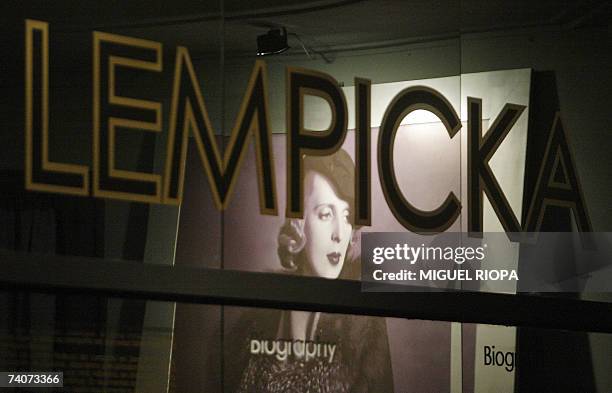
[42,0,366,33]
[2,249,612,334]
[225,0,366,21]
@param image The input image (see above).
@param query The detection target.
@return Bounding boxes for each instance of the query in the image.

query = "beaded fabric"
[229,310,394,393]
[237,350,351,393]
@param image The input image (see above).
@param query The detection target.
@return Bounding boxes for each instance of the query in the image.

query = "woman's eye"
[318,208,333,220]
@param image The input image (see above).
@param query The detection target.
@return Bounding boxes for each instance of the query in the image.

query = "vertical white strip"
[450,322,463,393]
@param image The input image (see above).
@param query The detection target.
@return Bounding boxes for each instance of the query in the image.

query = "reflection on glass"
[226,151,393,392]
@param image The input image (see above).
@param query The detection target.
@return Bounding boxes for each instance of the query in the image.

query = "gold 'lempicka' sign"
[24,19,591,235]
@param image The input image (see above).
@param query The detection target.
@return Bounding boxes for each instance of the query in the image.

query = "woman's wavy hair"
[277,149,361,280]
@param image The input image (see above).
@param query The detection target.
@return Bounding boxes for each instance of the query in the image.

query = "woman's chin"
[320,266,343,280]
[305,260,344,279]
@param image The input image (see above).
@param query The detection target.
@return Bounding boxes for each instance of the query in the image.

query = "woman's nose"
[331,216,342,242]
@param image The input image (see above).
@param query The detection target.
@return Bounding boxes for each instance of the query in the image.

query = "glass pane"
[3,2,612,393]
[1,1,224,267]
[3,292,611,392]
[1,4,224,393]
[0,291,214,393]
[458,1,612,300]
[456,3,612,390]
[461,322,612,392]
[173,0,464,279]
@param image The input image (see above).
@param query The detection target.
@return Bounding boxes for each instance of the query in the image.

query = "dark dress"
[226,308,394,393]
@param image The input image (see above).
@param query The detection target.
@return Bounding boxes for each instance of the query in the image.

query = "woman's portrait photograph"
[172,127,455,393]
[228,149,394,392]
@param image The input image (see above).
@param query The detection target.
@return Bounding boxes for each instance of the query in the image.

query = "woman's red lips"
[327,252,341,265]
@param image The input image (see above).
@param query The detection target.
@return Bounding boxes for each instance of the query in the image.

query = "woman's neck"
[278,310,321,341]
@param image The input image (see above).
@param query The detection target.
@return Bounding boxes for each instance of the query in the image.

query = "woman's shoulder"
[319,313,394,392]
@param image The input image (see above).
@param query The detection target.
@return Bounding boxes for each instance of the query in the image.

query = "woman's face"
[302,171,352,279]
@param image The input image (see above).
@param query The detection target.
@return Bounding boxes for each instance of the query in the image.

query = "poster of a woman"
[227,150,394,392]
[173,126,455,393]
